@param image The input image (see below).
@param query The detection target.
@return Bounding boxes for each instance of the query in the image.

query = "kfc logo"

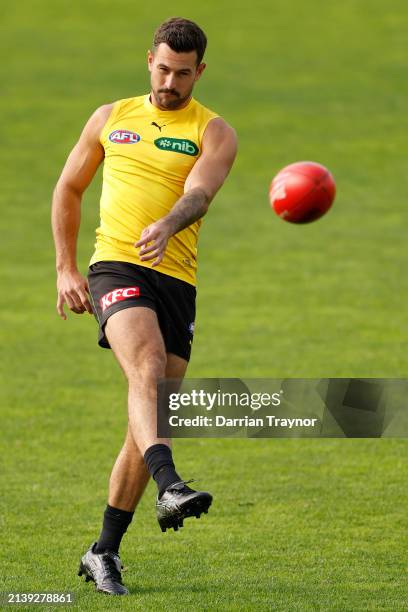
[100,286,140,312]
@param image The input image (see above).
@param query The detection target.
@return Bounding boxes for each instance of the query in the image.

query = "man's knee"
[106,307,167,379]
[125,347,166,384]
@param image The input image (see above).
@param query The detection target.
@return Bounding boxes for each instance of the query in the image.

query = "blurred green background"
[1,1,407,610]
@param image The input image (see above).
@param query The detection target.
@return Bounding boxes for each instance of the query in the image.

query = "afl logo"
[109,130,141,144]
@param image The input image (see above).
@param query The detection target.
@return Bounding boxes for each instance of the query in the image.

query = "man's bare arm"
[135,117,238,266]
[51,104,112,319]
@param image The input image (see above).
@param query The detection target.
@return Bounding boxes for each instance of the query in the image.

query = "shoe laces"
[102,554,123,584]
[169,479,197,494]
[169,479,196,488]
[180,479,196,486]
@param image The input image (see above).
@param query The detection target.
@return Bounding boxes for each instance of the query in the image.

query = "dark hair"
[153,17,207,65]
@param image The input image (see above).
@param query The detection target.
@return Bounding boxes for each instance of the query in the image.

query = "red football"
[269,161,336,223]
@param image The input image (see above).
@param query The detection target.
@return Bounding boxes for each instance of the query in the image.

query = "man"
[52,17,237,596]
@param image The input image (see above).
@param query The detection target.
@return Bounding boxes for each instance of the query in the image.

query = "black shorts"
[87,261,196,361]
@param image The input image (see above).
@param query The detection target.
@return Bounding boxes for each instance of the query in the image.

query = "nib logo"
[100,287,140,312]
[158,138,172,148]
[154,137,199,156]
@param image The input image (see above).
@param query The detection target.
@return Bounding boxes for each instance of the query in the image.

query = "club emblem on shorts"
[189,322,195,334]
[154,137,199,156]
[109,130,141,144]
[100,287,140,312]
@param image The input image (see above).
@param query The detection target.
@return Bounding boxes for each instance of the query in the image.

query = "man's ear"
[195,62,206,82]
[147,49,154,72]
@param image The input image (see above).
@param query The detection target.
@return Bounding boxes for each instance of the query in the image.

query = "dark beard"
[154,89,193,110]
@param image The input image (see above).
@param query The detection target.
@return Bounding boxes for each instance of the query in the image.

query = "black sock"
[144,444,181,496]
[94,505,134,554]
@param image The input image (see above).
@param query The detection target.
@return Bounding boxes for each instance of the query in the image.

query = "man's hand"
[134,219,173,267]
[56,269,93,320]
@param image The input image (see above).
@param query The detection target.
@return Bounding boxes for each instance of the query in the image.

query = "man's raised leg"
[105,307,212,532]
[104,354,189,512]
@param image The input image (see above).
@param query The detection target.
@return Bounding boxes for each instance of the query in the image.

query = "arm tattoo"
[166,187,209,235]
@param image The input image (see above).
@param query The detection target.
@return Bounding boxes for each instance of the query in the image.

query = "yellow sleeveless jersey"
[89,94,219,285]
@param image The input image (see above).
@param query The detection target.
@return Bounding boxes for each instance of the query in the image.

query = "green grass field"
[1,1,408,609]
